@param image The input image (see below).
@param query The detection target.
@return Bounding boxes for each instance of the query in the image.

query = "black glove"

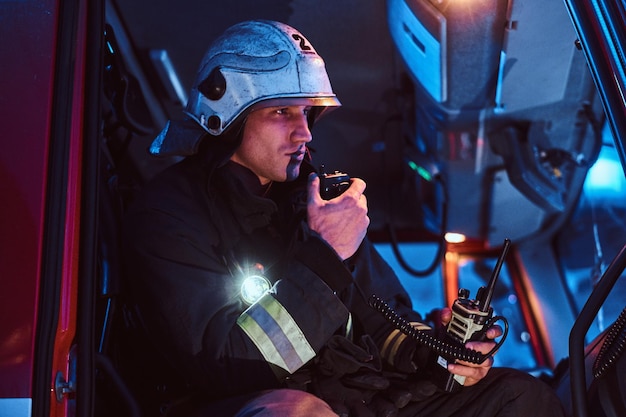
[369,371,439,417]
[312,335,390,417]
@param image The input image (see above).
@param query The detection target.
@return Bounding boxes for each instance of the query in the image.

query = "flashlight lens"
[241,274,271,305]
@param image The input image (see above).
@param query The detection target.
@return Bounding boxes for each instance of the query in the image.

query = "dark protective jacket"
[121,150,428,402]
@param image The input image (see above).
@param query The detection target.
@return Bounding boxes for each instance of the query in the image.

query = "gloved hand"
[312,335,390,417]
[369,371,439,417]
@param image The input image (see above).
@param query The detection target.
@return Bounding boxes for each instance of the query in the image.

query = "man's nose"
[293,113,312,143]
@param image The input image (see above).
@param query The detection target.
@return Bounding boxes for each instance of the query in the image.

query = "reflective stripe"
[344,312,353,339]
[381,322,431,365]
[237,293,315,374]
[381,328,406,365]
[411,321,432,331]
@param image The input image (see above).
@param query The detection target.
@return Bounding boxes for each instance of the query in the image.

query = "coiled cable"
[369,294,508,364]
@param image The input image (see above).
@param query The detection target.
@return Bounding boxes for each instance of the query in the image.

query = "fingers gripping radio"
[370,239,511,393]
[432,238,511,391]
[448,238,511,344]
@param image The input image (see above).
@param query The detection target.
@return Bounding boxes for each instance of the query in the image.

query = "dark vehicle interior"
[75,1,626,416]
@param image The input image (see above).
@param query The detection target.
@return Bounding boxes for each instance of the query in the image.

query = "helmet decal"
[291,33,312,52]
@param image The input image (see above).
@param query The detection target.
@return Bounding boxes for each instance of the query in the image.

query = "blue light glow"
[583,146,625,197]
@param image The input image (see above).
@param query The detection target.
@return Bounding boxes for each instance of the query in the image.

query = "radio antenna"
[479,238,511,312]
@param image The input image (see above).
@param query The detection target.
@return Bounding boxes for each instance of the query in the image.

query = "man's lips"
[288,150,306,161]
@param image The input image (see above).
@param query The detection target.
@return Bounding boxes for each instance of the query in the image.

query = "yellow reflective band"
[381,321,432,365]
[381,329,407,365]
[410,321,432,331]
[237,293,315,374]
[237,314,289,371]
[344,313,353,339]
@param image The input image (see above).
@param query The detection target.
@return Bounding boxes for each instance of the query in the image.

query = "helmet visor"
[247,96,341,124]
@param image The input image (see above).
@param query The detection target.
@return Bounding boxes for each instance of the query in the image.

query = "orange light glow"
[444,232,466,243]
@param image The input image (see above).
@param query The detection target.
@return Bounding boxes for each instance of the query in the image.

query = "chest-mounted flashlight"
[240,263,271,305]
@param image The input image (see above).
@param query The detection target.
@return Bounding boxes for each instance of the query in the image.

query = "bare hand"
[307,173,370,260]
[439,307,502,387]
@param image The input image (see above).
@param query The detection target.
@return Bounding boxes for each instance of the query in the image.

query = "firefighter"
[121,20,565,416]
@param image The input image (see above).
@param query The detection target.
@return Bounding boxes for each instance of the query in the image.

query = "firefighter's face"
[231,105,313,185]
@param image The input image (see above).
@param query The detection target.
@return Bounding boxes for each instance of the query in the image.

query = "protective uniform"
[121,19,565,417]
[121,153,427,411]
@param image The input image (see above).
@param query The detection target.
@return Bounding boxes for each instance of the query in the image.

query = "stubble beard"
[284,157,302,182]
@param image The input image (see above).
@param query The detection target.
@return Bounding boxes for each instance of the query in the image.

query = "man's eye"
[275,108,289,115]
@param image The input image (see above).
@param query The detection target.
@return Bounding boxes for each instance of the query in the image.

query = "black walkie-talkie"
[319,165,350,200]
[430,238,511,392]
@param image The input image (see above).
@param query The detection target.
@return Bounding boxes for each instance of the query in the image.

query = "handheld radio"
[430,238,511,392]
[319,165,350,200]
[369,238,511,393]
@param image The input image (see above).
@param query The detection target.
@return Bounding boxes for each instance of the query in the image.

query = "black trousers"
[189,368,565,417]
[399,367,566,417]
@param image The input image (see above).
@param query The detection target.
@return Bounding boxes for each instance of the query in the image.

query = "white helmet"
[150,20,341,156]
